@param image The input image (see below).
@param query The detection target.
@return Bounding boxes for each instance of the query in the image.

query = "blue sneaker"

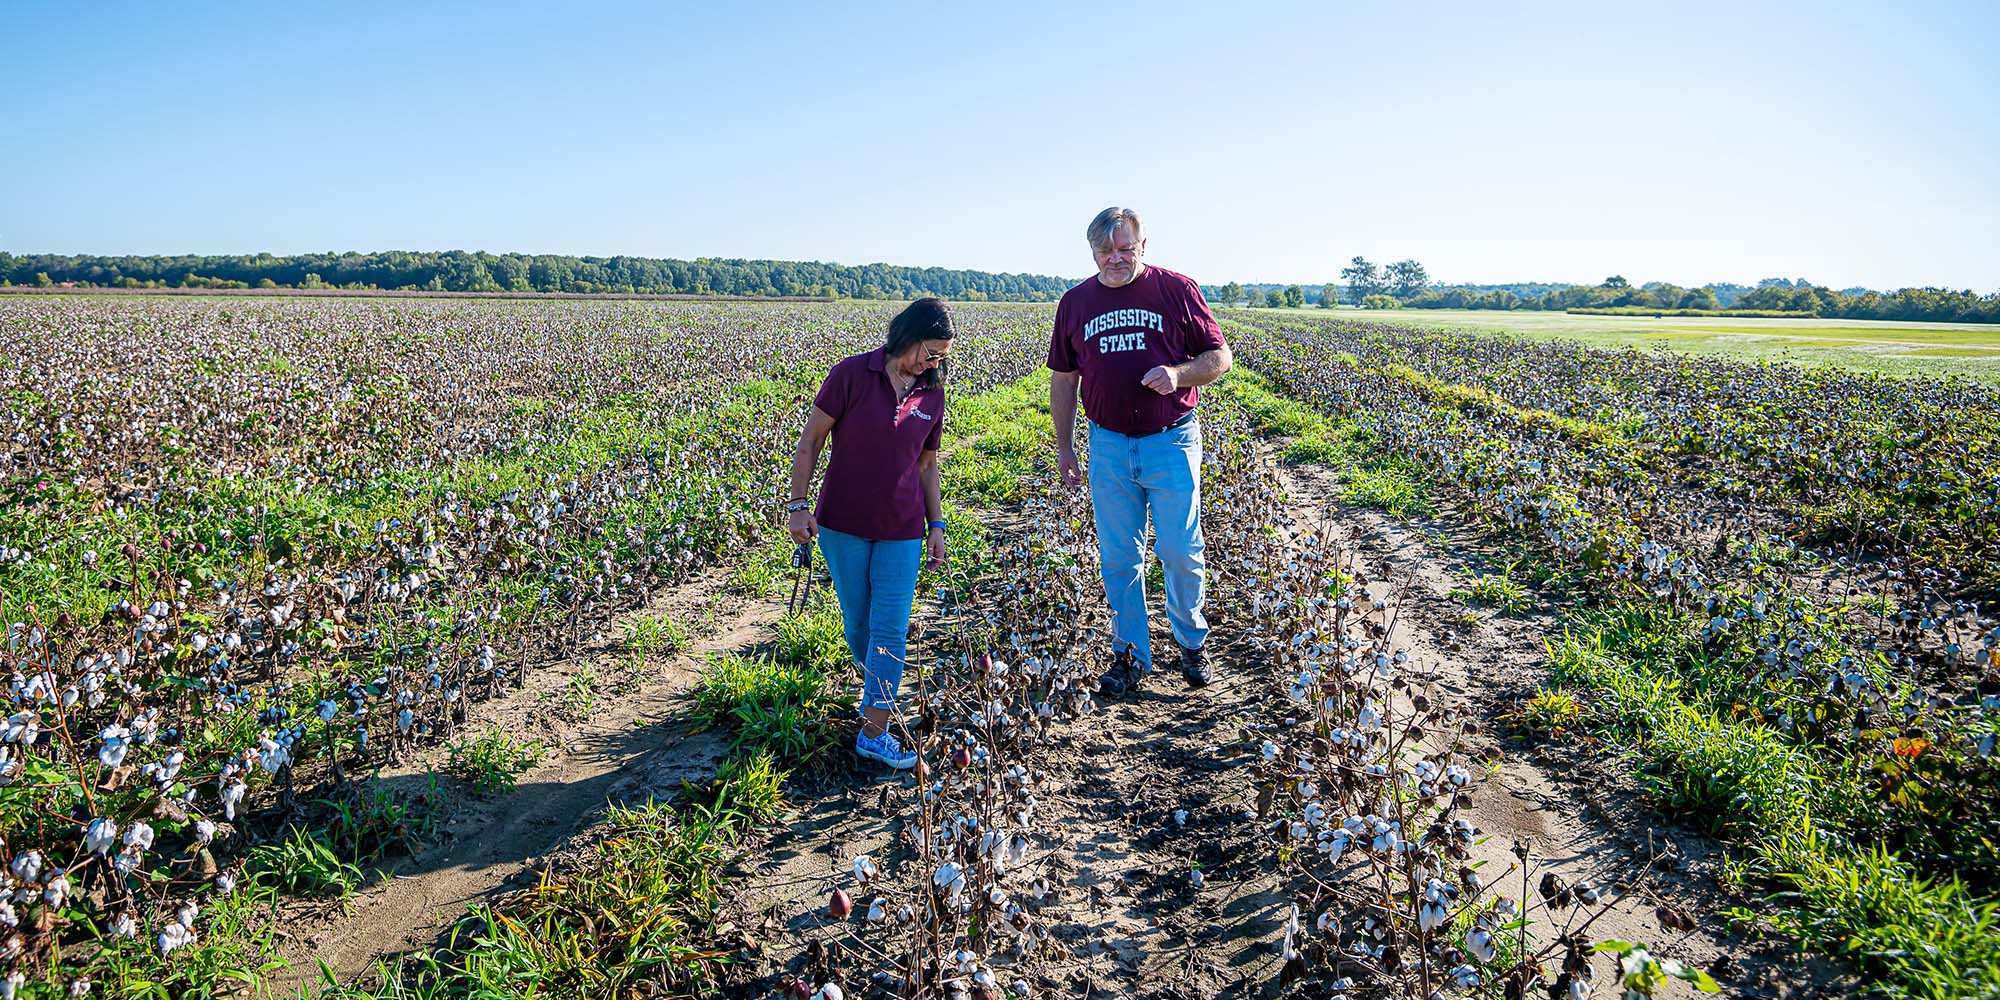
[856,729,918,769]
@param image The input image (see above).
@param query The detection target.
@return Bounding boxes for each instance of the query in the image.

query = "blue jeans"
[1087,417,1209,668]
[817,527,922,710]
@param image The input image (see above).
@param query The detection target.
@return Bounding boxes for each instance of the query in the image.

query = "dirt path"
[721,433,1841,998]
[271,567,783,994]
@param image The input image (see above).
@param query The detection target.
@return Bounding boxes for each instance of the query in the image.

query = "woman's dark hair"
[885,297,955,388]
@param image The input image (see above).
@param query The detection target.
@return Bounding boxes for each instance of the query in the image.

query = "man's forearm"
[1050,372,1081,453]
[1172,346,1233,389]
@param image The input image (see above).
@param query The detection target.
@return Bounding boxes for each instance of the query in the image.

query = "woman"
[786,298,953,769]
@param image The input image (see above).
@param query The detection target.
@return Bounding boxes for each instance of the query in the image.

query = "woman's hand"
[788,509,817,545]
[924,525,946,571]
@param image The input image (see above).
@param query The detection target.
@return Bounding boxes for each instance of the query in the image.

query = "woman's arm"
[787,406,836,543]
[919,447,944,570]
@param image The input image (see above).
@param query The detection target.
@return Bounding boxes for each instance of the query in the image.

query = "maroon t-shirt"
[1046,265,1227,436]
[813,348,945,541]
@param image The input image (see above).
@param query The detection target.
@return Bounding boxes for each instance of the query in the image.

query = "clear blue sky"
[8,0,1996,290]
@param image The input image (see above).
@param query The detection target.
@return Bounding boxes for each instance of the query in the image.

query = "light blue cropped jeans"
[816,526,922,710]
[1087,416,1209,669]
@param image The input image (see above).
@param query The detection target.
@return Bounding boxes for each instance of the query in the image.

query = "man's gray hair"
[1087,207,1143,248]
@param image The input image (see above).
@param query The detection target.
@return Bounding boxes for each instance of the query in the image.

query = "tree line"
[0,251,1076,302]
[1201,257,2000,325]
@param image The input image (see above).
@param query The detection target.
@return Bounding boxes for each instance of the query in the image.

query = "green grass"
[624,613,690,663]
[446,726,546,796]
[247,827,364,899]
[1511,686,1584,736]
[317,780,426,864]
[693,650,853,762]
[1333,308,2000,382]
[727,531,799,596]
[683,750,789,829]
[546,665,600,722]
[1453,567,1532,615]
[312,798,738,999]
[775,600,850,674]
[942,368,1053,504]
[1550,617,2000,999]
[1208,368,1432,516]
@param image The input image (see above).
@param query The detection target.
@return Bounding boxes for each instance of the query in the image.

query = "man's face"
[1092,223,1145,288]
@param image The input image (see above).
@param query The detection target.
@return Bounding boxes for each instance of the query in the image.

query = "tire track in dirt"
[271,566,784,994]
[1267,451,1845,997]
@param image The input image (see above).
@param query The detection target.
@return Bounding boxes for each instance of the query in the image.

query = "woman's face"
[907,337,953,373]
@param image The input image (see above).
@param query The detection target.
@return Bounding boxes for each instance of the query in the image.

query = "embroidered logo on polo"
[895,394,934,425]
[1084,308,1165,354]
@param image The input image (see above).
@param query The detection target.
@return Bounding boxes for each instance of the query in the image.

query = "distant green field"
[1251,307,2000,382]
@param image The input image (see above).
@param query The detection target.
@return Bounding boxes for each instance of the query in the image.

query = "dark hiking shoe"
[1179,644,1213,687]
[1097,647,1146,698]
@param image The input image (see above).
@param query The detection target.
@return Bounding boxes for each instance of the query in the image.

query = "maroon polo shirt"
[813,348,945,541]
[1047,265,1227,436]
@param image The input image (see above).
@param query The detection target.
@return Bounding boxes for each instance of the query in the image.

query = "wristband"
[786,499,812,514]
[927,519,947,532]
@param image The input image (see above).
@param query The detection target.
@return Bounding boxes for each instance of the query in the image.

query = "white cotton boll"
[865,897,886,923]
[1261,741,1279,760]
[1467,927,1497,963]
[220,779,246,820]
[9,852,42,883]
[1190,868,1205,888]
[852,854,879,884]
[811,986,843,1000]
[1418,899,1447,934]
[1173,809,1188,827]
[934,862,965,903]
[84,818,118,855]
[156,922,196,955]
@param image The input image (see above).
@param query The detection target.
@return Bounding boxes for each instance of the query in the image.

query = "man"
[1048,207,1232,695]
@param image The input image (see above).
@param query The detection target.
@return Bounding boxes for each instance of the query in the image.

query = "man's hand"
[924,525,947,571]
[1057,447,1083,490]
[788,509,817,545]
[1141,365,1181,395]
